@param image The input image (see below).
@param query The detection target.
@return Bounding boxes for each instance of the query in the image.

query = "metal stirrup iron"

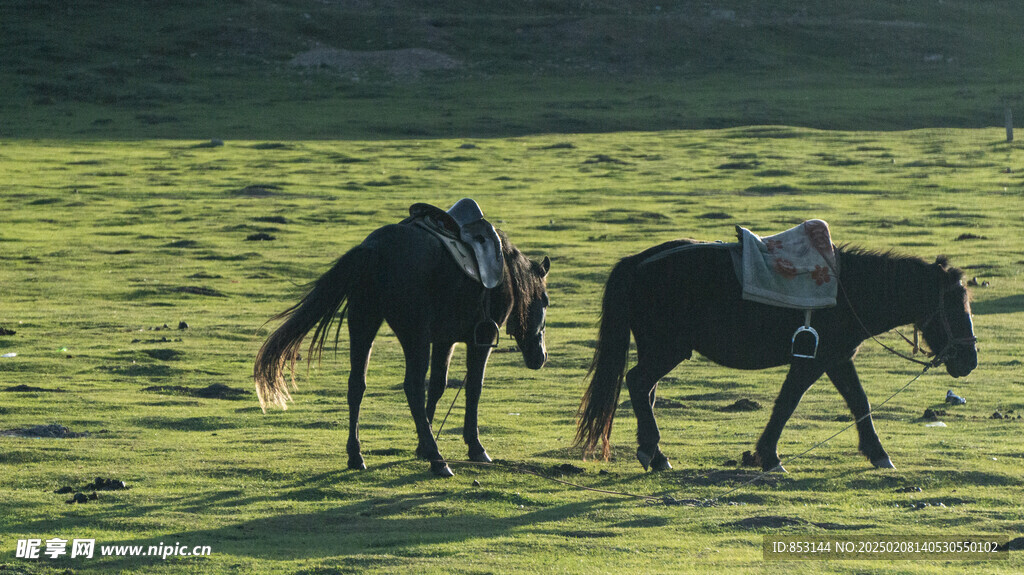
[473,289,500,348]
[791,310,819,359]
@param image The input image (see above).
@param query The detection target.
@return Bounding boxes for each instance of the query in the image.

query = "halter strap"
[838,279,974,368]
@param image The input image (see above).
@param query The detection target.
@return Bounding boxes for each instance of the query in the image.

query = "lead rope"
[709,362,932,503]
[837,279,939,367]
[440,280,954,504]
[434,380,463,441]
[442,361,933,506]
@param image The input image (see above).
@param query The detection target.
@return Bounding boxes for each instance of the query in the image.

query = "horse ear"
[539,256,550,277]
[934,255,950,269]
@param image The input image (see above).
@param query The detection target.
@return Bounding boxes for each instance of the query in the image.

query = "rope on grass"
[440,362,932,507]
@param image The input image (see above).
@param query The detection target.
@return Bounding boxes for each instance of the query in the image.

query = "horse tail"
[254,245,371,411]
[575,256,637,460]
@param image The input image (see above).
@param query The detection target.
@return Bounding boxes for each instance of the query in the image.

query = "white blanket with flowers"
[737,220,838,309]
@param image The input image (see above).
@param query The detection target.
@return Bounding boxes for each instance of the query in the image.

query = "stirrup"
[791,310,819,359]
[474,319,499,348]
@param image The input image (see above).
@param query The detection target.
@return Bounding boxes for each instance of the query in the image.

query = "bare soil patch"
[1,424,88,438]
[141,383,251,400]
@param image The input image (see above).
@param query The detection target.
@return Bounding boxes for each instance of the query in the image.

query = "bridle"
[912,283,977,366]
[840,279,976,369]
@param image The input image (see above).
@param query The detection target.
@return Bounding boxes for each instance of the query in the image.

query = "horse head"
[507,255,550,370]
[917,257,978,378]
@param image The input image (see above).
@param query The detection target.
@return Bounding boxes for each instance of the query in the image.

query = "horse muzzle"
[944,346,978,378]
[522,344,547,370]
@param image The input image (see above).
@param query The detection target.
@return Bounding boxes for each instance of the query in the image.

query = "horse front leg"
[755,362,826,472]
[463,344,492,463]
[826,359,893,469]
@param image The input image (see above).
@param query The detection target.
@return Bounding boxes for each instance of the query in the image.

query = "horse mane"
[836,244,964,284]
[496,228,540,334]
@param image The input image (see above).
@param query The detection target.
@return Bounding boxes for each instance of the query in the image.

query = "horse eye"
[541,293,550,306]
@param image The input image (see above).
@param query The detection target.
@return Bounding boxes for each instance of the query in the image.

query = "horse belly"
[635,245,800,370]
[688,303,795,370]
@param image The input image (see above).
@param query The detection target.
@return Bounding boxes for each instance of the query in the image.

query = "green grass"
[3,1,1024,139]
[1,129,1023,573]
[2,2,1024,572]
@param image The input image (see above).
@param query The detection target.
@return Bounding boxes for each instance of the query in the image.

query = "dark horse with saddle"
[256,204,977,477]
[255,199,550,476]
[576,220,977,472]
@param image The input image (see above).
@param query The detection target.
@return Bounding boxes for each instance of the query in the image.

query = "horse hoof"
[636,448,653,471]
[767,464,788,473]
[650,451,673,472]
[469,449,492,464]
[871,456,896,469]
[347,456,366,470]
[430,460,455,477]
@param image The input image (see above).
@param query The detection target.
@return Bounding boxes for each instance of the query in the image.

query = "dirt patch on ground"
[141,349,184,361]
[550,463,586,476]
[0,424,88,438]
[720,398,763,412]
[175,286,227,297]
[290,47,460,80]
[727,515,808,529]
[232,184,283,197]
[141,383,250,400]
[559,530,617,538]
[997,537,1024,551]
[3,385,65,393]
[668,468,787,488]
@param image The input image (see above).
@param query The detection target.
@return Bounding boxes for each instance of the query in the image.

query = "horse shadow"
[70,490,608,570]
[971,294,1024,315]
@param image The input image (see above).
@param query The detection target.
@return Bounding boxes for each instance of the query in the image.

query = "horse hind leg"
[399,333,453,477]
[425,343,455,424]
[345,307,382,471]
[627,357,681,472]
[826,360,893,469]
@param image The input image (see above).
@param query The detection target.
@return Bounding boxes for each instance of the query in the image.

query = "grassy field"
[3,1,1024,139]
[0,128,1022,573]
[2,1,1024,573]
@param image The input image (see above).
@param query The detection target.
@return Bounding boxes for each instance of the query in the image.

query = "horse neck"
[840,251,931,334]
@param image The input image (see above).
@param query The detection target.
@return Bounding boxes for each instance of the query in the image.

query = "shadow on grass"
[971,294,1024,315]
[50,491,608,570]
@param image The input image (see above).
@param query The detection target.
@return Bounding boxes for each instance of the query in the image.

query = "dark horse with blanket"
[576,239,977,472]
[254,208,550,477]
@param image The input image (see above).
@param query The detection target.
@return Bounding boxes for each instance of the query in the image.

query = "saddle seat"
[407,199,504,289]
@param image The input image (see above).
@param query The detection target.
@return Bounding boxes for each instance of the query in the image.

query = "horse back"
[629,240,800,369]
[361,223,485,340]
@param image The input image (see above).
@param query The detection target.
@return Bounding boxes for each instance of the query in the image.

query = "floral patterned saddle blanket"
[735,220,838,310]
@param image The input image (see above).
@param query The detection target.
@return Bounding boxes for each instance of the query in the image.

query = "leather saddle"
[406,199,504,289]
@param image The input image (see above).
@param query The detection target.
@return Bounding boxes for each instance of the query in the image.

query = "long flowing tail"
[574,256,637,460]
[253,246,370,411]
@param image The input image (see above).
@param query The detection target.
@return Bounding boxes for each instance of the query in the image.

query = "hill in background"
[3,0,1022,138]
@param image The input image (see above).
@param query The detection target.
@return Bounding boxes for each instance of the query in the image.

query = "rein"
[836,278,973,369]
